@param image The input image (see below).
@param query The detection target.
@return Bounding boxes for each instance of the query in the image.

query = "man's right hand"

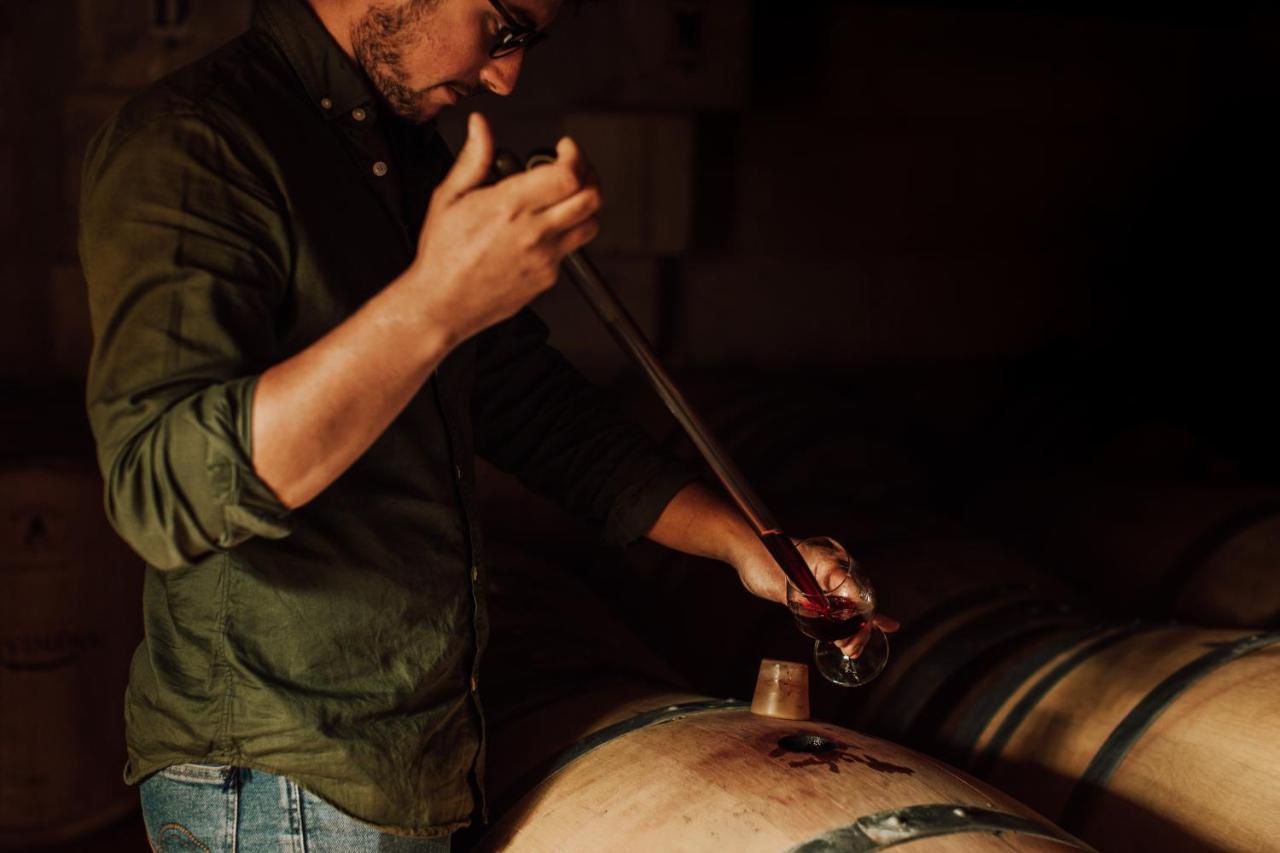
[405,112,602,349]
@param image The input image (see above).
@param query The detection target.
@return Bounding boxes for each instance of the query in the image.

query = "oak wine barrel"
[479,705,1093,853]
[974,472,1280,628]
[469,543,1091,852]
[927,624,1280,852]
[967,417,1280,628]
[747,531,1280,851]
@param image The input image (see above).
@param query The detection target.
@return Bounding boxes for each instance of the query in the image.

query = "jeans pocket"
[141,765,236,852]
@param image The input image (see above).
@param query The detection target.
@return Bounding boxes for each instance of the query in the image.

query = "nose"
[479,52,524,97]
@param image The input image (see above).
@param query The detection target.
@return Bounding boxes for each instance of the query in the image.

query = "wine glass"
[785,536,889,687]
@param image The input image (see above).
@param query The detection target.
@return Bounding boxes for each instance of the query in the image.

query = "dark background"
[1,0,1277,848]
[3,0,1277,469]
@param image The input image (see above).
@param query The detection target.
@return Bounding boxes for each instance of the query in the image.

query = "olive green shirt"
[80,0,692,836]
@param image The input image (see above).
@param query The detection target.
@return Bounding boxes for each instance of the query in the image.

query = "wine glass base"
[813,628,889,687]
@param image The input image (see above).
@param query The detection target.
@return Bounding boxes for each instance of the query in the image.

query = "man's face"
[351,0,560,124]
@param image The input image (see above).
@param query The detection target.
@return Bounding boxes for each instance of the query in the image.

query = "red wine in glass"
[785,536,890,686]
[791,598,870,643]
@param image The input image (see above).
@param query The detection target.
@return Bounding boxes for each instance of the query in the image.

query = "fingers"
[539,147,601,254]
[795,536,854,590]
[442,126,596,218]
[489,136,597,216]
[437,113,496,201]
[837,622,873,659]
[541,183,601,233]
[538,141,601,252]
[833,615,898,659]
[819,563,850,590]
[874,614,901,634]
[555,215,600,256]
[500,165,586,215]
[555,135,589,186]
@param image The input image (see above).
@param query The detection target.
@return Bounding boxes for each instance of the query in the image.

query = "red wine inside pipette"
[761,531,829,609]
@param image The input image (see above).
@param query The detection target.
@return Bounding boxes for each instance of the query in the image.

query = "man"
[81,0,887,848]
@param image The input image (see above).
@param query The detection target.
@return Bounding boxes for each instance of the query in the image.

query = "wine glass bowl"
[785,537,889,687]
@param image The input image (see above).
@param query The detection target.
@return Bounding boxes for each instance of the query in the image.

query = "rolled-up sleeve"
[471,310,697,545]
[80,109,292,570]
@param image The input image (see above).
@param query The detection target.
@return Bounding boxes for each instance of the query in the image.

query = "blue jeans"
[139,763,451,852]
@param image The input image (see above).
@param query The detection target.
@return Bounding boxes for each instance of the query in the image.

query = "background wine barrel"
[0,460,143,848]
[970,472,1280,627]
[960,416,1280,628]
[736,530,1280,851]
[919,624,1280,852]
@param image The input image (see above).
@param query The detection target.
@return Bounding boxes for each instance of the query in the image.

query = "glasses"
[487,0,548,58]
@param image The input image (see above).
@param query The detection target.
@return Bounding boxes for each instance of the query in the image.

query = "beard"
[350,0,440,123]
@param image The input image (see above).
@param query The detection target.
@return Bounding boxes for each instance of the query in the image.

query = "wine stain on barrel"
[770,733,915,776]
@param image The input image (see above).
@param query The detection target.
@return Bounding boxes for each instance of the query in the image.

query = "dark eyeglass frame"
[487,0,548,58]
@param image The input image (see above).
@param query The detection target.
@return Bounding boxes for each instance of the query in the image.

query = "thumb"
[439,112,494,200]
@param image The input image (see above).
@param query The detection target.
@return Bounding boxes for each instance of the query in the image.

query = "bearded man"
[80,0,861,848]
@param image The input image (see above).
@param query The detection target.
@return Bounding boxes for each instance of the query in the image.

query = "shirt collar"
[254,0,376,121]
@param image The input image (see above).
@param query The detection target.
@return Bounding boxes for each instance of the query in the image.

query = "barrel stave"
[832,537,1087,735]
[1071,642,1280,852]
[941,626,1280,852]
[482,683,708,809]
[985,629,1236,815]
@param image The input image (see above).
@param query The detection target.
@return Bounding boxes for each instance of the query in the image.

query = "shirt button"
[470,675,479,693]
[471,564,479,582]
[372,161,389,177]
[454,463,464,480]
[320,97,333,110]
[352,107,367,122]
